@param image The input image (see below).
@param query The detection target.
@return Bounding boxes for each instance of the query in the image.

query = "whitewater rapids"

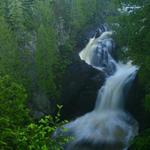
[60,28,139,150]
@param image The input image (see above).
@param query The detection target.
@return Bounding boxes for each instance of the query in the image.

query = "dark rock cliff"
[60,54,105,120]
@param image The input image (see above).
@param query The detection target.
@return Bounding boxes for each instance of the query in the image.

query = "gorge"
[63,26,139,150]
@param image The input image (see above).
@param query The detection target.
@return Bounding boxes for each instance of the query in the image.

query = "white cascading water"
[63,27,139,150]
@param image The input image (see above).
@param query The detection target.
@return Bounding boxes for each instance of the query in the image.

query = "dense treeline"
[0,75,69,150]
[0,0,115,149]
[108,0,150,149]
[0,0,113,105]
[1,0,150,149]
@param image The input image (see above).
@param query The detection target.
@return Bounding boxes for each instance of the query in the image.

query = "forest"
[0,0,150,150]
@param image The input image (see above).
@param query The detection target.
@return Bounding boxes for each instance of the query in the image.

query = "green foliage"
[35,24,58,98]
[0,75,69,149]
[0,0,117,100]
[130,129,150,150]
[144,93,150,112]
[113,2,150,109]
[0,75,29,123]
[17,115,69,150]
[0,75,30,149]
[108,1,150,149]
[0,0,129,149]
[0,16,19,76]
[70,0,96,30]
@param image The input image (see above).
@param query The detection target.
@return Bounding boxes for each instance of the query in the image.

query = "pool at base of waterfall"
[64,110,138,150]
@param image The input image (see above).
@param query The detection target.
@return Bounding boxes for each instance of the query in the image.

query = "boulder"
[61,54,105,120]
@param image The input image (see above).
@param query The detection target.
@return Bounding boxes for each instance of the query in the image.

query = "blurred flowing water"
[63,26,139,150]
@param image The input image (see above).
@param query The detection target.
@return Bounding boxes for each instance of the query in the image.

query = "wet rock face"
[61,55,105,120]
[125,75,145,129]
[76,26,102,51]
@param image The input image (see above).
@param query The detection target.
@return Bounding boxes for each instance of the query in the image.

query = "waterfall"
[63,27,139,150]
